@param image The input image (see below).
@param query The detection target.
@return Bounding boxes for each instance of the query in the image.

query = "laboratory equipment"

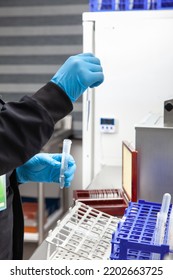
[168,207,173,251]
[73,189,124,216]
[135,113,173,202]
[100,117,117,133]
[74,141,137,216]
[59,139,72,189]
[160,193,171,214]
[110,199,172,260]
[164,98,173,126]
[46,201,120,260]
[152,193,171,259]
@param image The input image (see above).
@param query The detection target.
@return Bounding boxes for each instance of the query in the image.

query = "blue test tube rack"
[110,200,172,260]
[89,0,173,11]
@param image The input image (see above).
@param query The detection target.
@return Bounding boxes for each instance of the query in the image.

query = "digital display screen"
[100,118,114,125]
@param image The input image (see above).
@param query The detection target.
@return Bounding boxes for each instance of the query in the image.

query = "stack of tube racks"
[110,200,172,260]
[46,201,120,260]
[89,0,173,11]
[73,188,128,217]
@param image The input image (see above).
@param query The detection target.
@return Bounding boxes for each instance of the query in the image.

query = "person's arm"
[0,53,104,176]
[0,83,72,176]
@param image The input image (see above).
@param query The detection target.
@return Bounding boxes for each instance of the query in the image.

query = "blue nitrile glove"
[16,153,76,188]
[51,53,104,102]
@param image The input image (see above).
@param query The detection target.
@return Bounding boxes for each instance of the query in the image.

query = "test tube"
[59,139,72,189]
[160,193,171,214]
[168,207,173,251]
[152,193,171,259]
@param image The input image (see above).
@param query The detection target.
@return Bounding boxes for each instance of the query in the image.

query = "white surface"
[88,165,122,189]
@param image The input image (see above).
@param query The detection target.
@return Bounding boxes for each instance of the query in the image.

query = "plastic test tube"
[59,139,72,189]
[160,192,171,214]
[152,193,171,259]
[168,207,173,251]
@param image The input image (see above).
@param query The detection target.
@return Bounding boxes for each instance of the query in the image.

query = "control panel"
[100,117,117,133]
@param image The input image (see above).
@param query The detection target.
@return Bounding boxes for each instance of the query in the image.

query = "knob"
[165,102,173,112]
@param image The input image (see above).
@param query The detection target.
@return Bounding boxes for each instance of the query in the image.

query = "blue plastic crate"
[89,0,115,11]
[89,0,173,10]
[156,0,173,8]
[110,200,172,260]
[89,0,149,10]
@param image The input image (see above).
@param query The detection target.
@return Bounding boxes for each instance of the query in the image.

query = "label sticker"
[0,175,6,211]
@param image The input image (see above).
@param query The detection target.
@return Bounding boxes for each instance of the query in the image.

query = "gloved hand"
[16,153,76,188]
[51,53,104,102]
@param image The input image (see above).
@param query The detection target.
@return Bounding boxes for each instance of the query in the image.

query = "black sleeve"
[0,82,73,176]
